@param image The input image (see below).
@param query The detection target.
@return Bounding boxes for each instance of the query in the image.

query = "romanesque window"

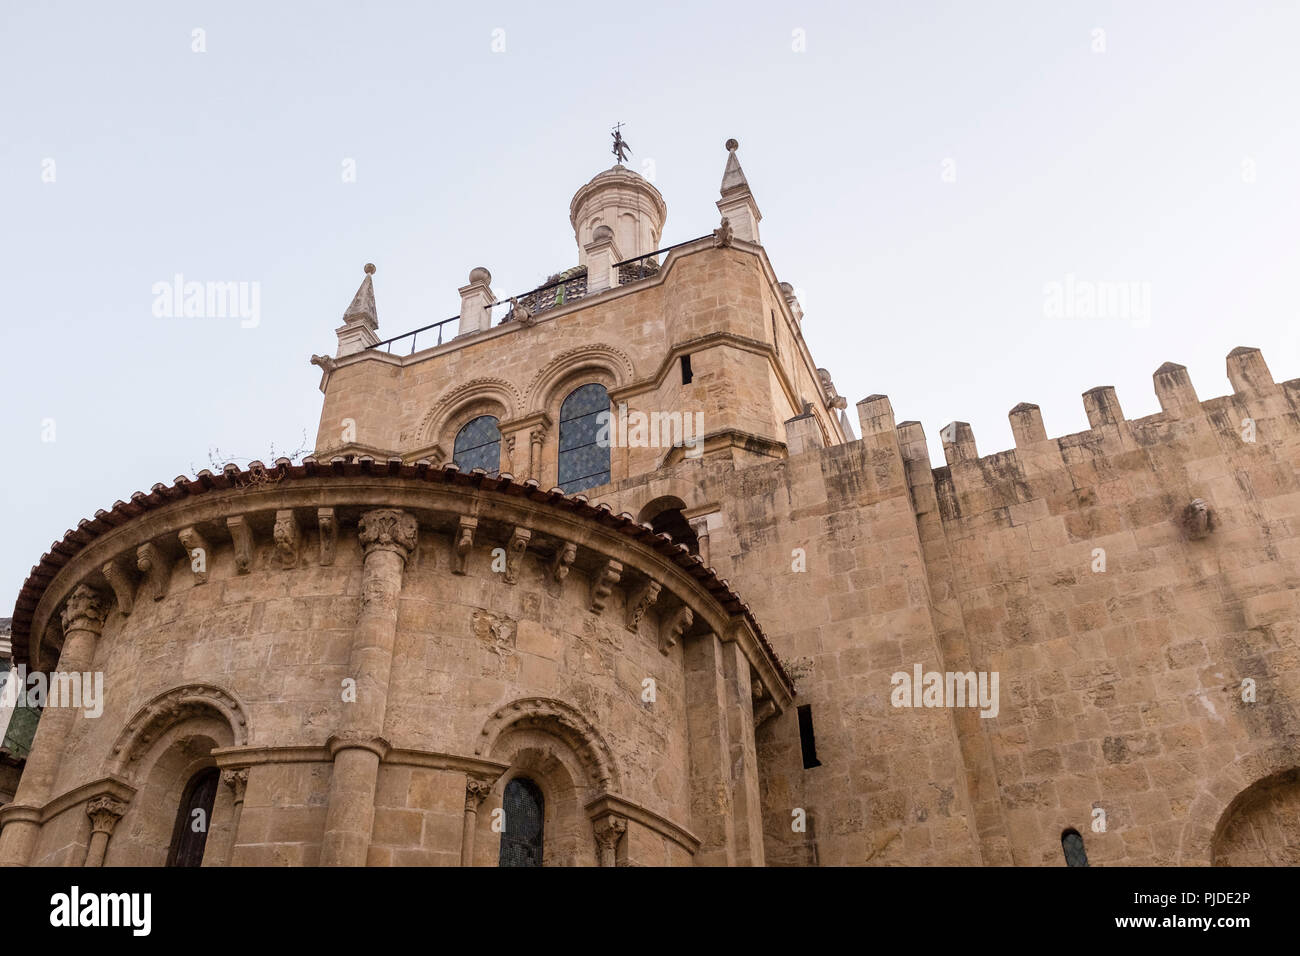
[453,415,501,474]
[166,767,219,867]
[557,383,611,493]
[1061,829,1089,867]
[498,777,545,867]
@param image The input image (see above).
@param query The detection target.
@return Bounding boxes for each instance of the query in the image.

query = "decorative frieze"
[590,559,622,614]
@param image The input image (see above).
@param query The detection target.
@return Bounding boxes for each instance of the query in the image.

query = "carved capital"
[136,542,169,602]
[660,606,693,656]
[221,768,250,803]
[326,732,391,761]
[452,516,477,575]
[358,509,418,562]
[317,507,337,566]
[503,527,531,584]
[85,795,128,836]
[626,580,662,632]
[593,812,627,866]
[226,515,254,574]
[100,557,136,615]
[273,509,301,567]
[551,541,577,583]
[590,559,622,614]
[465,775,494,812]
[177,527,211,585]
[61,585,109,635]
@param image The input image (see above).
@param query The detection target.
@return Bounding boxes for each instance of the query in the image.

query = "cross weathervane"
[611,123,632,164]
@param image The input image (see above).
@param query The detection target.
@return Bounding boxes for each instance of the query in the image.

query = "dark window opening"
[166,767,219,867]
[649,507,699,555]
[557,383,611,493]
[680,354,693,385]
[1061,829,1089,867]
[453,415,501,474]
[797,704,821,769]
[498,776,545,867]
[771,310,779,354]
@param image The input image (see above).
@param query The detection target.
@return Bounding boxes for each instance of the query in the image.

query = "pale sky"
[2,0,1298,606]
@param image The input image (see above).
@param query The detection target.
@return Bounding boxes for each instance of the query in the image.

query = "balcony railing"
[366,234,712,355]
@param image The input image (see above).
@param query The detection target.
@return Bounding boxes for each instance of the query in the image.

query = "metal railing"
[368,315,458,355]
[366,233,713,355]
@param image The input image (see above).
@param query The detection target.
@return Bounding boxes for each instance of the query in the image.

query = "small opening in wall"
[680,354,693,385]
[771,310,779,355]
[1061,829,1089,867]
[797,704,821,769]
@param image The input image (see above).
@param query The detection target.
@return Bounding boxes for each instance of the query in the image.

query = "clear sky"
[2,1,1298,608]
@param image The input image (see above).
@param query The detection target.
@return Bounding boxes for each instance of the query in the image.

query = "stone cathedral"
[2,140,1298,868]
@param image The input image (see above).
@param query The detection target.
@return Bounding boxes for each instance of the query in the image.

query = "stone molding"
[585,792,701,856]
[109,684,249,778]
[474,697,622,792]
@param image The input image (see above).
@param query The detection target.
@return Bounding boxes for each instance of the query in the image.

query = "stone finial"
[717,138,761,243]
[336,264,381,356]
[458,267,496,337]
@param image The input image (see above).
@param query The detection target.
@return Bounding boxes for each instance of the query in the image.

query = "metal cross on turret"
[611,123,632,164]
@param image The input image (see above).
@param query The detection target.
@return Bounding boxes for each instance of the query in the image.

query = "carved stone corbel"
[752,679,777,727]
[626,580,662,632]
[226,515,254,574]
[590,559,622,614]
[177,527,211,585]
[504,527,531,584]
[100,557,136,615]
[660,605,693,656]
[318,507,337,566]
[135,542,169,602]
[452,516,477,575]
[551,541,576,582]
[273,509,301,568]
[593,812,628,867]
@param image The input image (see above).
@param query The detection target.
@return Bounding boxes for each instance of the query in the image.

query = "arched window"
[453,415,501,474]
[498,777,545,867]
[166,767,219,867]
[557,383,611,493]
[1061,829,1089,867]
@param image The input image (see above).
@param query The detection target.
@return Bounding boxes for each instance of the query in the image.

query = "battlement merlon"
[867,347,1300,520]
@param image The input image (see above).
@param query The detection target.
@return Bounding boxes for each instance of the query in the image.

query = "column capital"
[326,732,391,761]
[465,774,495,812]
[86,795,128,836]
[221,768,250,804]
[358,509,418,562]
[60,584,109,635]
[593,812,627,866]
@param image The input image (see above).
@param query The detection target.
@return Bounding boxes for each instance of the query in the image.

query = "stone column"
[83,796,127,867]
[593,813,627,867]
[683,630,736,866]
[528,427,546,482]
[320,509,417,867]
[721,640,765,866]
[209,768,248,867]
[460,775,493,866]
[0,584,108,866]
